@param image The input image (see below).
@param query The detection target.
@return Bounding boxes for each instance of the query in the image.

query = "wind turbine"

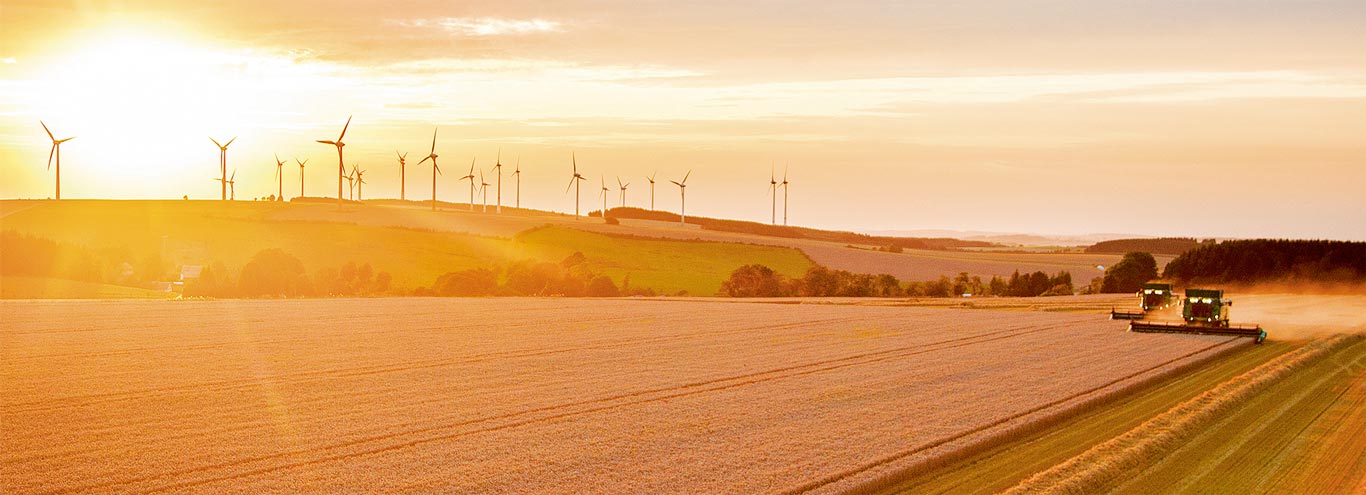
[345,166,356,200]
[670,170,691,225]
[460,158,476,211]
[355,166,366,202]
[513,157,522,209]
[599,175,610,218]
[565,152,586,218]
[219,169,236,200]
[209,136,236,201]
[39,121,74,200]
[316,115,351,208]
[395,151,408,201]
[273,154,286,201]
[416,127,441,211]
[618,176,630,207]
[479,168,491,212]
[646,171,657,210]
[767,163,778,225]
[781,166,790,226]
[494,148,503,213]
[295,158,309,198]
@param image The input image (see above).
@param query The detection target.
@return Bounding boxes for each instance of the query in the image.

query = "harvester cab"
[1181,288,1231,328]
[1140,283,1176,311]
[1128,287,1266,343]
[1109,282,1175,320]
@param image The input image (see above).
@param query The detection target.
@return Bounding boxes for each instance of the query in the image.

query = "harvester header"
[1126,287,1266,343]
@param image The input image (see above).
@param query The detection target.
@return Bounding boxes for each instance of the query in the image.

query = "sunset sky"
[2,1,1364,240]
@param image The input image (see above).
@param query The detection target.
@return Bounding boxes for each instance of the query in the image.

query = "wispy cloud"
[397,17,563,37]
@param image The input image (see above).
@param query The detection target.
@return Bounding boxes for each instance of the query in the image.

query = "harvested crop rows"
[2,298,1244,494]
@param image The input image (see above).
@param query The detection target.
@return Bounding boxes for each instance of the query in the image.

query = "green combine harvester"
[1110,282,1176,320]
[1128,288,1267,343]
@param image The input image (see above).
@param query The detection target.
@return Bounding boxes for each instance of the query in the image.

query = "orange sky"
[2,1,1364,240]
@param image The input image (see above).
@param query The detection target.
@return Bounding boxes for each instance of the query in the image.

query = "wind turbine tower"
[670,170,691,225]
[295,158,309,198]
[209,136,236,201]
[396,151,408,201]
[646,172,657,211]
[494,149,503,213]
[460,158,476,211]
[416,127,441,211]
[39,121,74,200]
[565,152,586,218]
[315,115,352,208]
[273,154,286,201]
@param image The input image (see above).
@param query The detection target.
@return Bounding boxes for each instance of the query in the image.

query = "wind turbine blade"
[468,158,475,175]
[230,169,236,181]
[566,177,576,193]
[670,180,682,187]
[435,163,442,175]
[417,156,431,165]
[317,140,335,145]
[430,127,438,154]
[617,176,623,188]
[572,151,577,173]
[47,144,55,170]
[225,136,237,148]
[210,137,222,147]
[339,115,352,141]
[41,121,55,141]
[682,170,691,183]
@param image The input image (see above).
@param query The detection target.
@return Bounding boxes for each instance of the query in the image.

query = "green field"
[0,200,813,296]
[880,336,1366,495]
[1111,336,1366,494]
[881,340,1294,494]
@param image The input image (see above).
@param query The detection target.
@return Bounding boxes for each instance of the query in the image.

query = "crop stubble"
[1,298,1241,493]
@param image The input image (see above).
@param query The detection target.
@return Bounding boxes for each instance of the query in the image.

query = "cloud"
[398,17,563,37]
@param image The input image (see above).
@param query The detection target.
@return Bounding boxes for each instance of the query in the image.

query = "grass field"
[0,200,811,296]
[1108,335,1365,494]
[5,199,1158,295]
[0,298,1240,493]
[879,340,1296,494]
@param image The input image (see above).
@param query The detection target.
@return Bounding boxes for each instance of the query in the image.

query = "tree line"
[1084,237,1204,255]
[186,249,393,297]
[1162,239,1366,284]
[721,265,1076,298]
[415,251,654,297]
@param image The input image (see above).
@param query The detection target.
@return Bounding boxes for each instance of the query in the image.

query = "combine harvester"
[1124,288,1267,343]
[1110,282,1177,320]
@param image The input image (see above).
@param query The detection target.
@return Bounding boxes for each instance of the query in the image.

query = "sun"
[24,24,326,198]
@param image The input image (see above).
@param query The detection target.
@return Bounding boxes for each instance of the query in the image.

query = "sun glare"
[27,25,326,197]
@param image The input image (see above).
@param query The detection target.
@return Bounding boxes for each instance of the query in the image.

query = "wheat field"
[1,298,1244,493]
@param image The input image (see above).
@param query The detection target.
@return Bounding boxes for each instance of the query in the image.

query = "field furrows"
[1107,336,1366,494]
[2,299,1239,494]
[880,341,1294,495]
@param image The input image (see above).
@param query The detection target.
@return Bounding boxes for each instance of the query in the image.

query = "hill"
[1085,237,1203,255]
[0,200,811,297]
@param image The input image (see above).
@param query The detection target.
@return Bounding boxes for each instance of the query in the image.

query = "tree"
[587,275,620,297]
[1101,251,1158,293]
[239,248,309,297]
[433,268,498,296]
[721,264,788,297]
